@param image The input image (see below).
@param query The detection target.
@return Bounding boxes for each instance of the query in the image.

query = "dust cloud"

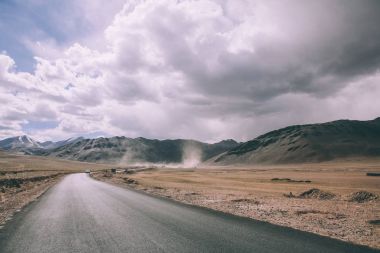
[118,142,202,168]
[182,142,202,168]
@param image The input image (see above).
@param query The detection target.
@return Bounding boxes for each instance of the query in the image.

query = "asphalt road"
[0,174,378,253]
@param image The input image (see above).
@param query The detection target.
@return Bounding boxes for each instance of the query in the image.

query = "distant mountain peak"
[215,139,238,144]
[0,135,41,150]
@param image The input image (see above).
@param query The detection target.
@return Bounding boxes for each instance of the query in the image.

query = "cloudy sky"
[0,0,380,142]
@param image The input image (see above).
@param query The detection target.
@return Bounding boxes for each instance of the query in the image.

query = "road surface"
[0,173,377,253]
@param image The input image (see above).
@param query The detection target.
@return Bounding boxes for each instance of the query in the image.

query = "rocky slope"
[210,118,380,165]
[39,137,84,149]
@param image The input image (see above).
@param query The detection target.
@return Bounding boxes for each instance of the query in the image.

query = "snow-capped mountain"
[0,135,84,152]
[0,135,42,150]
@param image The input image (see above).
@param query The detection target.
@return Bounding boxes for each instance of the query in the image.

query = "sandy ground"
[92,161,380,249]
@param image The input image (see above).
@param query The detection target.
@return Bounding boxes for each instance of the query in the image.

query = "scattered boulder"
[231,198,260,205]
[349,191,378,203]
[103,171,113,178]
[0,178,22,188]
[298,188,335,200]
[185,192,199,196]
[283,192,296,198]
[124,169,135,174]
[368,220,380,225]
[272,178,311,183]
[123,178,138,185]
[272,178,291,181]
[295,210,326,215]
[366,172,380,177]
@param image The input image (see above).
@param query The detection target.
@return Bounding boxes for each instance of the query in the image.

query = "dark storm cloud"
[1,0,380,141]
[182,0,380,102]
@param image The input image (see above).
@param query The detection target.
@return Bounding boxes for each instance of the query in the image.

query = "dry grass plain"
[1,151,379,248]
[0,151,110,225]
[0,151,109,174]
[96,159,380,249]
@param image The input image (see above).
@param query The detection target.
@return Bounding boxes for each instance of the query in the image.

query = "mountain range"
[0,135,239,165]
[38,137,239,164]
[1,117,379,165]
[210,117,380,165]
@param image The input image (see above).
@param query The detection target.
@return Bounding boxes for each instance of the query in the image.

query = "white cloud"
[0,0,379,142]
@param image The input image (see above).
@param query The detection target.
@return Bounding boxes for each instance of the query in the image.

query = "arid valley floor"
[92,160,380,249]
[1,152,379,249]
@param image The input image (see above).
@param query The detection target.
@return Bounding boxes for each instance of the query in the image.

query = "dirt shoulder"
[0,173,64,226]
[92,163,380,249]
[0,151,111,227]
